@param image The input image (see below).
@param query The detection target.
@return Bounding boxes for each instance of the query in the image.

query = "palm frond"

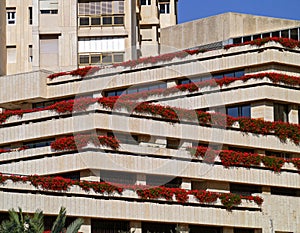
[65,218,84,233]
[51,207,66,233]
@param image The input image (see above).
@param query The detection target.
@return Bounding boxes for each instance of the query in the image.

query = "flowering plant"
[0,173,263,210]
[50,135,120,151]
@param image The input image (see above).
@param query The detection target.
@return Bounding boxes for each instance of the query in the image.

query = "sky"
[178,0,300,23]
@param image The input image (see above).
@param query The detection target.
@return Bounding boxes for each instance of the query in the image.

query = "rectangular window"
[230,183,261,196]
[159,3,170,14]
[100,171,136,185]
[141,0,151,5]
[274,103,289,122]
[29,7,33,24]
[39,0,58,14]
[227,105,251,118]
[28,45,33,62]
[6,8,16,25]
[7,45,17,64]
[40,34,59,68]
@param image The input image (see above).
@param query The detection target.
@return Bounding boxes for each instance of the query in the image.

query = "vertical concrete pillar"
[223,227,234,233]
[176,224,190,233]
[130,221,142,233]
[80,170,100,182]
[136,174,147,186]
[79,218,91,233]
[181,178,191,190]
[251,101,273,121]
[288,104,298,124]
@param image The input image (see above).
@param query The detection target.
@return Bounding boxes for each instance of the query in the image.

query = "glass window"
[79,55,89,64]
[29,7,33,25]
[113,54,124,63]
[274,103,289,122]
[113,16,124,25]
[290,28,299,40]
[262,32,270,38]
[243,36,251,42]
[140,0,151,5]
[6,8,16,25]
[79,17,89,25]
[159,3,170,14]
[253,34,261,40]
[91,17,100,25]
[234,70,245,77]
[272,31,280,37]
[102,16,112,25]
[91,55,101,64]
[227,105,251,118]
[102,54,112,63]
[281,30,289,38]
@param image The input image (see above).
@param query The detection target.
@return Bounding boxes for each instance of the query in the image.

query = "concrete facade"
[0,12,300,233]
[1,0,178,75]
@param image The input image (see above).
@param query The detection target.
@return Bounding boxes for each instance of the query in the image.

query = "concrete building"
[0,0,178,75]
[0,12,300,233]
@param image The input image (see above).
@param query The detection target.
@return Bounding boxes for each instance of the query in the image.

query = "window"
[166,138,180,149]
[39,34,59,68]
[92,220,130,233]
[142,222,176,233]
[227,105,251,118]
[271,187,300,197]
[140,0,151,5]
[29,7,33,24]
[159,3,170,14]
[6,8,16,25]
[189,225,222,233]
[28,45,33,62]
[274,103,289,122]
[24,139,55,149]
[100,171,136,185]
[230,183,261,196]
[234,229,255,233]
[146,176,182,188]
[39,0,58,14]
[105,83,167,97]
[7,46,17,64]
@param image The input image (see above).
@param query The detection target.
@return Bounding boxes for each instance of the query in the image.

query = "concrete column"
[181,178,191,190]
[80,169,100,182]
[136,174,147,186]
[288,104,298,124]
[79,218,91,233]
[262,186,271,194]
[154,137,167,148]
[167,80,177,88]
[251,101,273,121]
[130,221,142,233]
[175,224,190,233]
[223,227,234,233]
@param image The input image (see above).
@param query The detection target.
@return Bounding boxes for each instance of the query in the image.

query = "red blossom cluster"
[136,186,263,209]
[47,66,101,79]
[47,49,206,80]
[50,135,120,151]
[189,146,299,173]
[0,173,263,210]
[224,37,300,50]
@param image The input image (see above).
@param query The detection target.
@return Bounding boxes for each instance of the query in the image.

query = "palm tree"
[0,207,83,233]
[51,207,83,233]
[0,207,44,233]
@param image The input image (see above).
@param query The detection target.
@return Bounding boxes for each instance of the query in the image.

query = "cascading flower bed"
[50,135,120,151]
[189,146,300,173]
[0,173,263,210]
[47,49,205,80]
[224,37,300,50]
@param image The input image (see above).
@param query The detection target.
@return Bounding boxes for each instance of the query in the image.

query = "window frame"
[6,8,16,25]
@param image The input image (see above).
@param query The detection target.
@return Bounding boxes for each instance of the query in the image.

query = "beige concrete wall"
[0,0,6,76]
[160,12,300,51]
[6,0,33,75]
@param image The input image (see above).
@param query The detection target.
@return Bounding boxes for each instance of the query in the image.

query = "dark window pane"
[114,16,124,25]
[102,54,112,63]
[102,16,112,25]
[224,72,235,77]
[179,79,190,84]
[272,31,280,37]
[79,55,89,64]
[262,33,270,38]
[91,55,100,64]
[79,17,89,25]
[253,34,261,40]
[213,74,223,79]
[227,107,239,118]
[274,103,288,122]
[281,30,289,38]
[243,36,251,42]
[91,17,100,25]
[233,38,242,44]
[234,70,245,77]
[113,54,124,63]
[290,28,298,40]
[241,105,251,117]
